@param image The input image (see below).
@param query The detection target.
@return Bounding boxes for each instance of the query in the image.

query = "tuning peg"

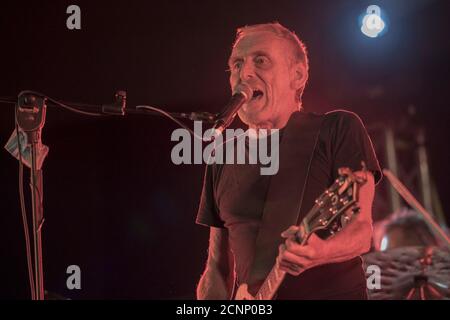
[352,206,361,214]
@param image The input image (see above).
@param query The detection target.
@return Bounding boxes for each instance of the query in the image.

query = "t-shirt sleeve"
[328,110,382,184]
[196,164,226,228]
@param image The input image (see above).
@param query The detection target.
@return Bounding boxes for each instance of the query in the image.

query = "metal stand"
[30,143,45,299]
[3,89,218,300]
[16,93,47,300]
[368,112,447,227]
[383,169,450,249]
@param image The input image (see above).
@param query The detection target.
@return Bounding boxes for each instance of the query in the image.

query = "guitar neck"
[254,263,287,300]
[254,216,314,300]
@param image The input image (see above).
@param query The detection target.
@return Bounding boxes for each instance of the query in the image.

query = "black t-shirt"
[196,110,382,299]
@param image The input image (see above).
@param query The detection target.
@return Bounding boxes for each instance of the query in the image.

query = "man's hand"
[277,227,337,275]
[277,170,375,276]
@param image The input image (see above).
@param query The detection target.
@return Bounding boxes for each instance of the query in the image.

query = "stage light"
[361,5,385,38]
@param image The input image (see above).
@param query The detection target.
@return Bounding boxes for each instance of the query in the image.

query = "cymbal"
[362,246,450,300]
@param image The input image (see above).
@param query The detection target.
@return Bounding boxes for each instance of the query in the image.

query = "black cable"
[29,171,45,232]
[15,123,36,300]
[19,90,104,117]
[136,105,206,141]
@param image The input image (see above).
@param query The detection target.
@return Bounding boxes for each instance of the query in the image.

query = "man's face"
[228,31,303,128]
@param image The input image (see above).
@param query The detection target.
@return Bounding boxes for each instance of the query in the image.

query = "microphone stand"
[2,90,217,300]
[15,93,47,300]
[1,91,217,122]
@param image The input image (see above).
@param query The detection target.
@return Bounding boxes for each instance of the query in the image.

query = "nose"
[239,60,255,81]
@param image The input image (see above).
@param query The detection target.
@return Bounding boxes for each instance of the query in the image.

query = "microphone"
[212,83,253,136]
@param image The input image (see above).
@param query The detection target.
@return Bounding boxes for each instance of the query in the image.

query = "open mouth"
[251,89,264,100]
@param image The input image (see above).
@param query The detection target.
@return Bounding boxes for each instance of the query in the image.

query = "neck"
[248,107,301,131]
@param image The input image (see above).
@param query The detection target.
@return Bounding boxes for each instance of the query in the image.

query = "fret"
[263,283,268,295]
[274,268,280,280]
[259,286,266,300]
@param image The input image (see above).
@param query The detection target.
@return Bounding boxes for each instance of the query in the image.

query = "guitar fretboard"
[255,263,287,300]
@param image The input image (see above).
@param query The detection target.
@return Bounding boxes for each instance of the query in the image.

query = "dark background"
[0,0,449,299]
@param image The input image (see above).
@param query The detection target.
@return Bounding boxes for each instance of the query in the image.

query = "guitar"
[234,166,367,300]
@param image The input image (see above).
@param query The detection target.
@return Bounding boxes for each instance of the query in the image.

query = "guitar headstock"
[298,166,367,243]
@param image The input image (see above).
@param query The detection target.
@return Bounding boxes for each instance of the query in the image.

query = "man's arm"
[278,171,375,275]
[197,227,235,299]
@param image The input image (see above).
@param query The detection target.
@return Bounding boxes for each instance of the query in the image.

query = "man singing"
[196,22,381,300]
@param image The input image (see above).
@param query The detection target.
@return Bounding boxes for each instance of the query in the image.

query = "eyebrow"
[228,50,271,67]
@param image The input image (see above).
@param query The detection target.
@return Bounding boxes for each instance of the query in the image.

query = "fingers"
[281,246,311,265]
[277,245,303,276]
[278,226,325,276]
[285,237,316,259]
[279,260,302,276]
[278,244,312,276]
[281,225,299,239]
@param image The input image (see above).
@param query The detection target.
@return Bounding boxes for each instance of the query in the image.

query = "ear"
[290,62,308,91]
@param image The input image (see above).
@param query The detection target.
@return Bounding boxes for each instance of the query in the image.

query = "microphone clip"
[102,90,127,115]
